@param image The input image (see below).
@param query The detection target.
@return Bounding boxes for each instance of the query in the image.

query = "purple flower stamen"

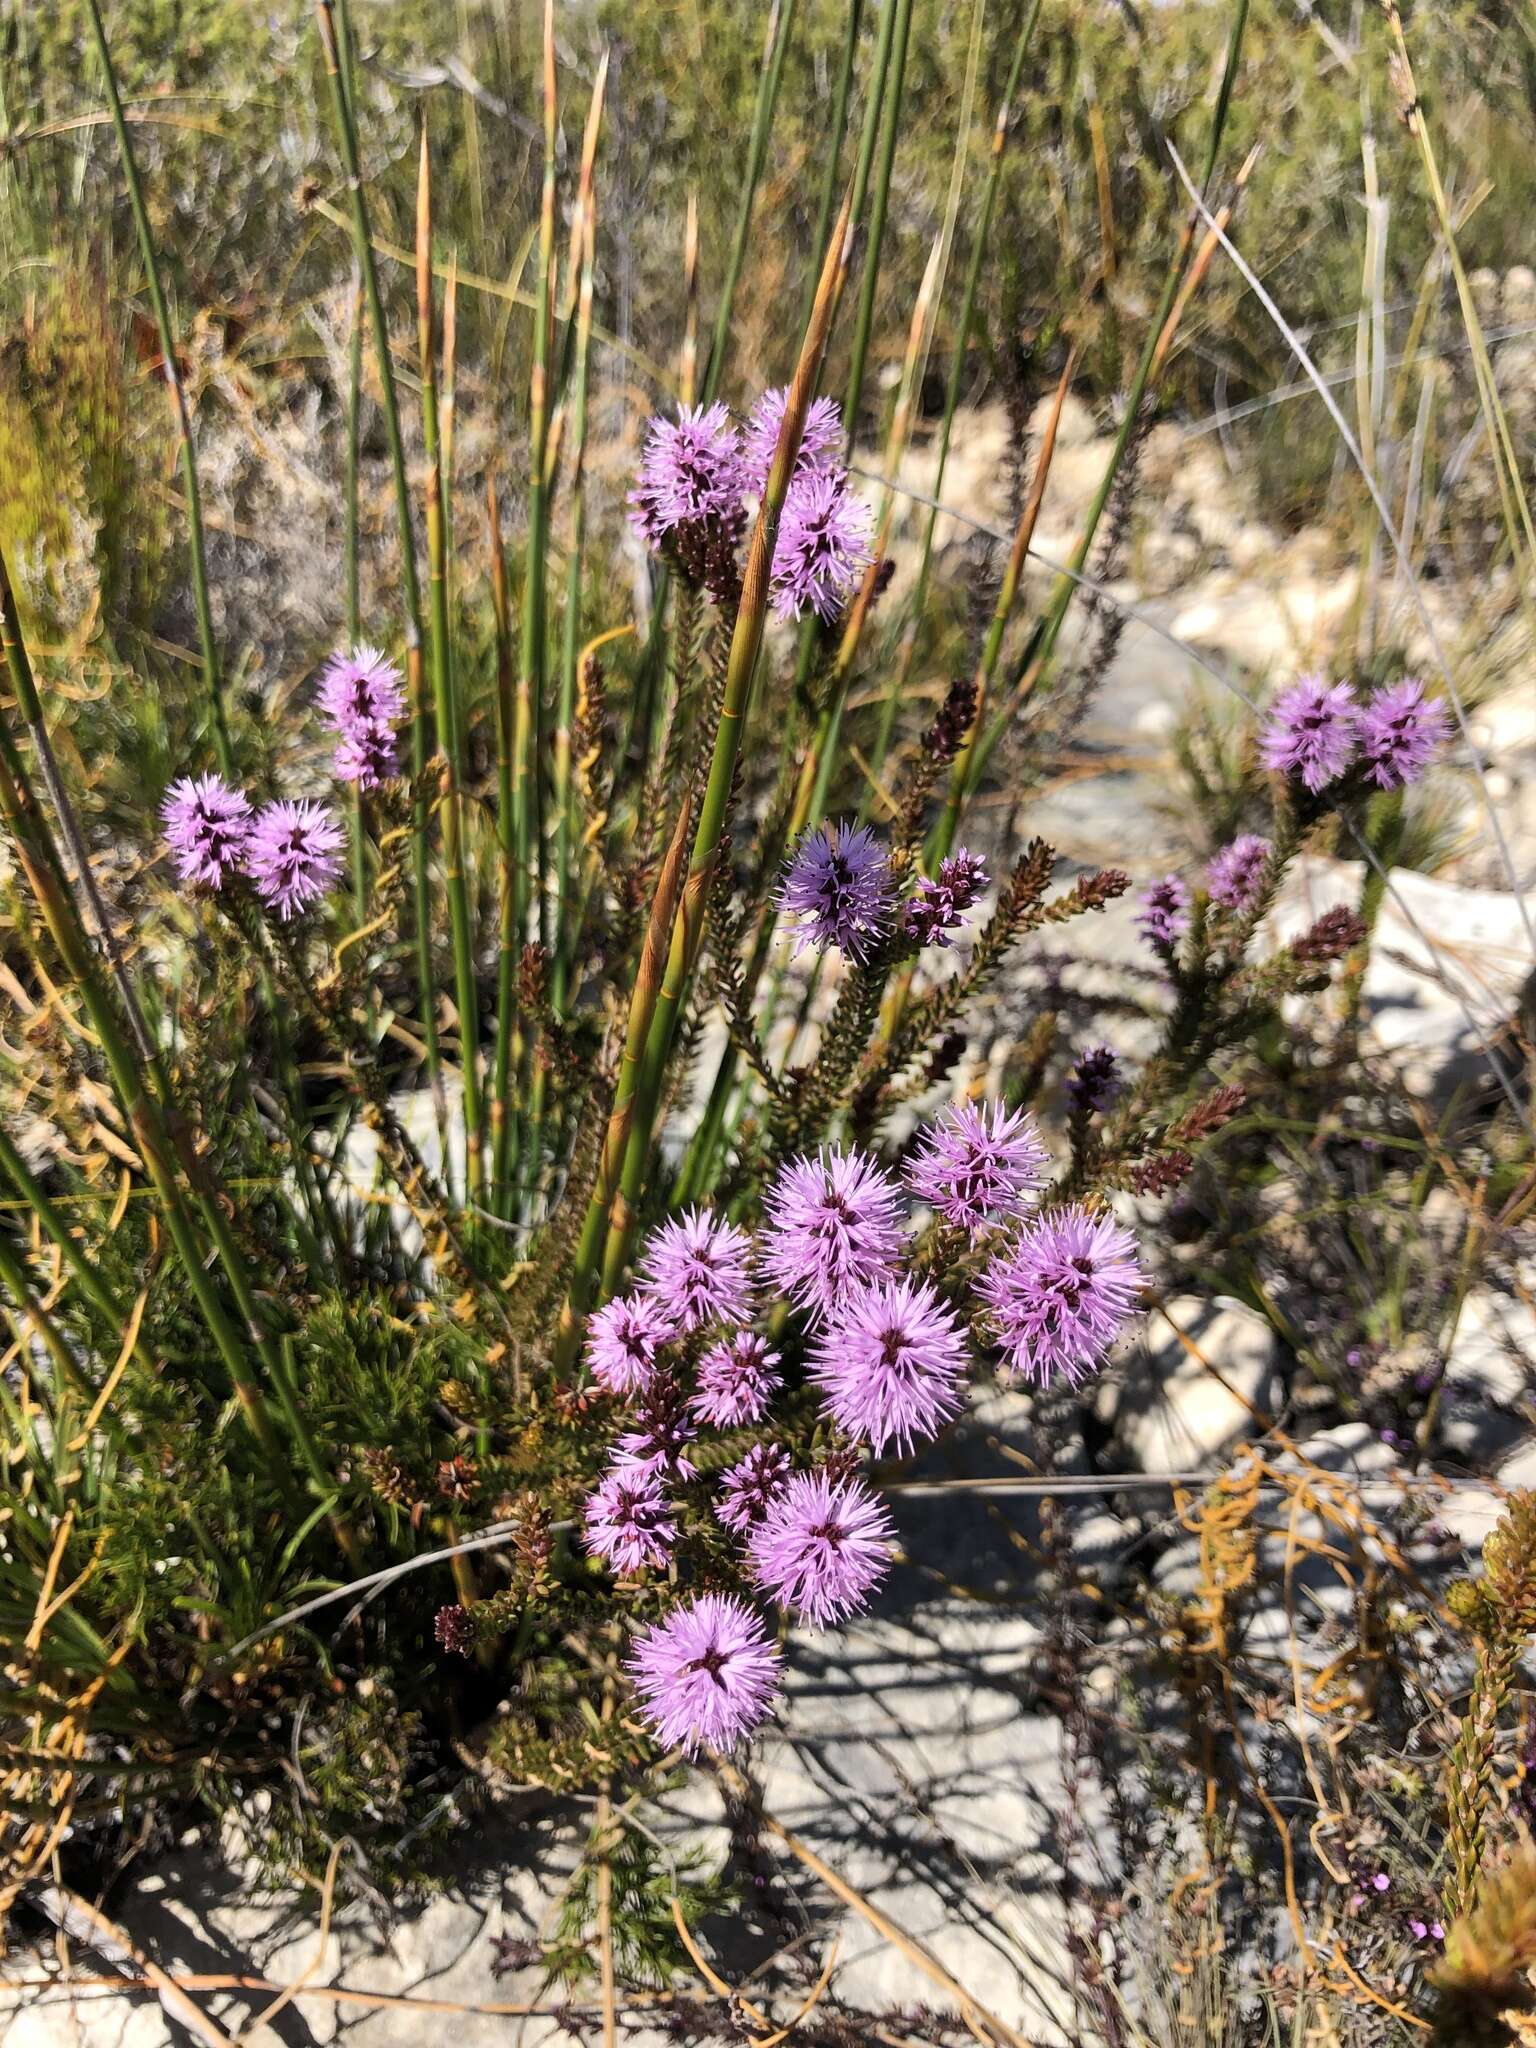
[627,1593,781,1754]
[749,1469,894,1628]
[161,774,253,890]
[976,1203,1145,1386]
[244,799,345,920]
[905,1099,1048,1237]
[811,1275,968,1456]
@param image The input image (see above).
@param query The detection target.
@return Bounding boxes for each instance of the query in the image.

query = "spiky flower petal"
[976,1203,1145,1387]
[749,1469,894,1627]
[779,819,894,963]
[742,387,843,494]
[1358,678,1452,789]
[770,468,874,622]
[811,1275,968,1455]
[585,1293,675,1397]
[244,799,345,920]
[760,1145,906,1323]
[690,1331,782,1429]
[161,774,253,889]
[627,1594,781,1754]
[1206,834,1271,912]
[902,847,989,949]
[715,1443,793,1535]
[317,644,406,735]
[628,402,745,546]
[1136,875,1191,952]
[905,1099,1048,1237]
[637,1206,756,1333]
[583,1464,678,1576]
[1259,674,1360,792]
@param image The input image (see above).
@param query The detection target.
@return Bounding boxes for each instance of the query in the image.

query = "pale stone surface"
[1263,855,1534,1102]
[1104,1294,1282,1474]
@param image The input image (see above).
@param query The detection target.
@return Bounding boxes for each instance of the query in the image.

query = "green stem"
[0,547,285,1466]
[597,211,855,1295]
[963,0,1252,805]
[868,0,1042,790]
[314,0,440,1105]
[795,0,864,341]
[82,0,230,775]
[700,0,801,405]
[418,134,482,1202]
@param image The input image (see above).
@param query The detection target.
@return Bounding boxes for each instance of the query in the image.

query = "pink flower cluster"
[777,822,989,963]
[317,645,406,790]
[161,776,344,920]
[1259,673,1451,794]
[1129,673,1451,962]
[160,643,407,920]
[629,390,875,622]
[588,1116,1148,1757]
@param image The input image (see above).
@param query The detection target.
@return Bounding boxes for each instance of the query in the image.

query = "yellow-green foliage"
[0,262,165,637]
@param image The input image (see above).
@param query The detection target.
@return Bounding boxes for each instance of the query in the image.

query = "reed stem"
[82,0,231,776]
[596,200,856,1297]
[314,0,441,1107]
[417,129,483,1201]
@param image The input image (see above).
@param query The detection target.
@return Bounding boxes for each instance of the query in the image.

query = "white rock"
[1262,855,1535,1102]
[1110,1294,1282,1473]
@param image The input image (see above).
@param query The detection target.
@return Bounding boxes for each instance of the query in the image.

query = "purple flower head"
[779,819,894,963]
[317,644,406,737]
[1259,674,1360,792]
[627,1593,781,1754]
[1136,875,1192,953]
[161,774,253,889]
[770,468,874,622]
[976,1203,1146,1386]
[1358,678,1452,789]
[760,1145,906,1323]
[585,1292,675,1397]
[903,847,990,949]
[636,1206,756,1333]
[1066,1045,1120,1117]
[332,721,402,790]
[690,1331,782,1430]
[742,387,843,494]
[1206,834,1272,913]
[750,1469,894,1628]
[583,1463,678,1576]
[616,1377,698,1481]
[244,799,345,920]
[716,1442,793,1536]
[811,1275,968,1456]
[628,402,745,547]
[905,1099,1048,1238]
